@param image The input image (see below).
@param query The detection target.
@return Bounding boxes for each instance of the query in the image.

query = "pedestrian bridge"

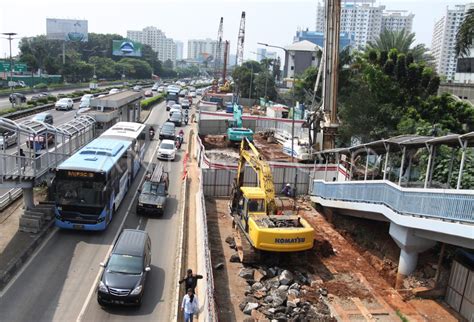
[0,116,96,209]
[309,133,473,277]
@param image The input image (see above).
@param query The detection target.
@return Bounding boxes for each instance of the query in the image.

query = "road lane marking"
[0,226,59,298]
[76,141,156,322]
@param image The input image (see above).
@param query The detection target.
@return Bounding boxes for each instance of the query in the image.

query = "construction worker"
[281,183,293,197]
[179,269,203,294]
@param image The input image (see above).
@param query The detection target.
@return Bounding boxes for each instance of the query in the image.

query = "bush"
[47,95,57,102]
[140,94,164,110]
[57,93,67,99]
[34,83,48,89]
[37,97,49,104]
[27,100,37,107]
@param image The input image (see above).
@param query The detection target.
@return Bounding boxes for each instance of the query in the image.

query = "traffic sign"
[0,61,27,72]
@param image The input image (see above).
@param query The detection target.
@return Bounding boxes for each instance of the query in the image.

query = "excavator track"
[232,219,261,264]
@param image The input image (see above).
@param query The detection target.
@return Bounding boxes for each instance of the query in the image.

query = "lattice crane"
[235,11,246,66]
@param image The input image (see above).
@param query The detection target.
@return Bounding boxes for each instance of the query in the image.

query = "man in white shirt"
[181,288,199,322]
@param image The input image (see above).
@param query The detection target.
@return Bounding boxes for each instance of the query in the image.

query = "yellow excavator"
[229,138,314,263]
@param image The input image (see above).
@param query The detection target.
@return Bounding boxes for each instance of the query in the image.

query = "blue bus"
[54,122,146,230]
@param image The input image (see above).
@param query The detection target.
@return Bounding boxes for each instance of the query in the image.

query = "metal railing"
[0,188,22,210]
[312,180,474,223]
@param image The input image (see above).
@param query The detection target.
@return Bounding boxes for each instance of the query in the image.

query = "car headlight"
[130,285,142,295]
[157,204,162,208]
[98,281,108,293]
[138,202,143,206]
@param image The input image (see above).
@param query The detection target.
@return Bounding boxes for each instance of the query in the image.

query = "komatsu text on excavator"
[229,138,314,263]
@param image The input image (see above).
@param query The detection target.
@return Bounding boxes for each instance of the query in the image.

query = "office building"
[294,29,354,50]
[284,40,320,87]
[316,1,414,49]
[431,4,474,80]
[187,38,227,62]
[127,26,177,63]
[256,48,277,62]
[175,41,184,60]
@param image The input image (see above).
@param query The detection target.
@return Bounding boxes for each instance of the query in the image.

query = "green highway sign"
[0,62,28,72]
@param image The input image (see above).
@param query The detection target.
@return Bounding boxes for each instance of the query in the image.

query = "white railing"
[312,180,474,223]
[0,188,22,210]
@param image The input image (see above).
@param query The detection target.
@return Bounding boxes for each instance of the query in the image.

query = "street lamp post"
[2,32,17,108]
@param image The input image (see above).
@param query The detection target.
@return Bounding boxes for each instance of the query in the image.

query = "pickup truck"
[136,166,169,216]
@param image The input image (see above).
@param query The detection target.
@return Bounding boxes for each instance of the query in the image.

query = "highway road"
[0,85,113,111]
[0,99,188,321]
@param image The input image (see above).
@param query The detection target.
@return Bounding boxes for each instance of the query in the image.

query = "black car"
[168,112,182,127]
[159,122,176,140]
[9,93,27,103]
[137,172,169,216]
[97,229,151,307]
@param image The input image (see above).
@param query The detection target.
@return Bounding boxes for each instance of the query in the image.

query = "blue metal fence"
[312,180,474,223]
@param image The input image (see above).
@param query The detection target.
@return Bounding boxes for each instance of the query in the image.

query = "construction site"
[186,4,473,322]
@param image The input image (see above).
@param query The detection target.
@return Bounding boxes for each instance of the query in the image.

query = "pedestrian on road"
[179,269,203,294]
[181,288,199,322]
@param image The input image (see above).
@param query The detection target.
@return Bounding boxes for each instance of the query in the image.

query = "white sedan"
[55,98,74,111]
[157,139,177,161]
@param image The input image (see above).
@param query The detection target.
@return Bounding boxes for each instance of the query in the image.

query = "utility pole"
[2,33,17,108]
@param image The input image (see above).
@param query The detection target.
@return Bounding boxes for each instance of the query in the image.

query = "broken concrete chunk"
[214,262,224,270]
[279,270,294,285]
[239,268,255,280]
[229,253,240,263]
[243,302,259,315]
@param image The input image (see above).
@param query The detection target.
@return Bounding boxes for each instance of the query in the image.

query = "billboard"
[112,40,143,57]
[46,19,88,42]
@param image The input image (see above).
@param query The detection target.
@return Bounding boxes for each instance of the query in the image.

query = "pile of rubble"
[224,236,334,320]
[237,266,334,320]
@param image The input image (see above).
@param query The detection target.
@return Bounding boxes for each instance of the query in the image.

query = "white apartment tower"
[175,41,184,60]
[316,1,414,49]
[431,4,474,80]
[187,38,227,62]
[127,26,177,63]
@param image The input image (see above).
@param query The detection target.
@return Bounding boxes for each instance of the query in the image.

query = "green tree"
[89,56,117,79]
[254,72,277,101]
[456,8,474,57]
[367,29,429,62]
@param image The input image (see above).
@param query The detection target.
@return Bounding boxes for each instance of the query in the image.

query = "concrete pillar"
[23,187,35,210]
[389,222,436,288]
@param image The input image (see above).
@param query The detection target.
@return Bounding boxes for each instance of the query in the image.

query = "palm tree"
[456,8,474,57]
[367,29,429,62]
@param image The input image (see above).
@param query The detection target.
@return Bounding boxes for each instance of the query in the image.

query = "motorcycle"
[175,137,182,150]
[149,127,155,139]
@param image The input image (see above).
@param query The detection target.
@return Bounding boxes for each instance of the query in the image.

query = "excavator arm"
[231,138,276,214]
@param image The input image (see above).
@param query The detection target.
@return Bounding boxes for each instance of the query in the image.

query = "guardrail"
[0,188,22,211]
[196,168,218,321]
[312,180,474,223]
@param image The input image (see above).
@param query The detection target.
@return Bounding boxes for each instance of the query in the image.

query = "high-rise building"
[175,41,184,60]
[187,38,227,62]
[431,4,474,80]
[316,1,414,49]
[127,26,177,63]
[294,29,354,50]
[256,48,277,62]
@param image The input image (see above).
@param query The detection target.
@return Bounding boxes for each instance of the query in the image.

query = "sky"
[0,0,469,62]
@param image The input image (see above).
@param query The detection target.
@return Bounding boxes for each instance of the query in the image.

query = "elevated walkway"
[310,133,474,280]
[0,116,96,209]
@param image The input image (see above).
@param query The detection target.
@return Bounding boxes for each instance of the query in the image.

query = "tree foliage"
[456,8,474,57]
[18,33,177,81]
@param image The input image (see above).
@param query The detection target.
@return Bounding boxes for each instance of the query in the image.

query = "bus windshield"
[56,180,104,207]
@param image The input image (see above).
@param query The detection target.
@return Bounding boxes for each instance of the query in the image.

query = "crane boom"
[235,11,246,66]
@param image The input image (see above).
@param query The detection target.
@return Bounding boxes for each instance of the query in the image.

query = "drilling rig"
[306,0,341,151]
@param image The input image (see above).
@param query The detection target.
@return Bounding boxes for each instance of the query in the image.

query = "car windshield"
[56,179,104,206]
[33,115,46,121]
[161,143,175,150]
[142,182,166,196]
[107,254,143,275]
